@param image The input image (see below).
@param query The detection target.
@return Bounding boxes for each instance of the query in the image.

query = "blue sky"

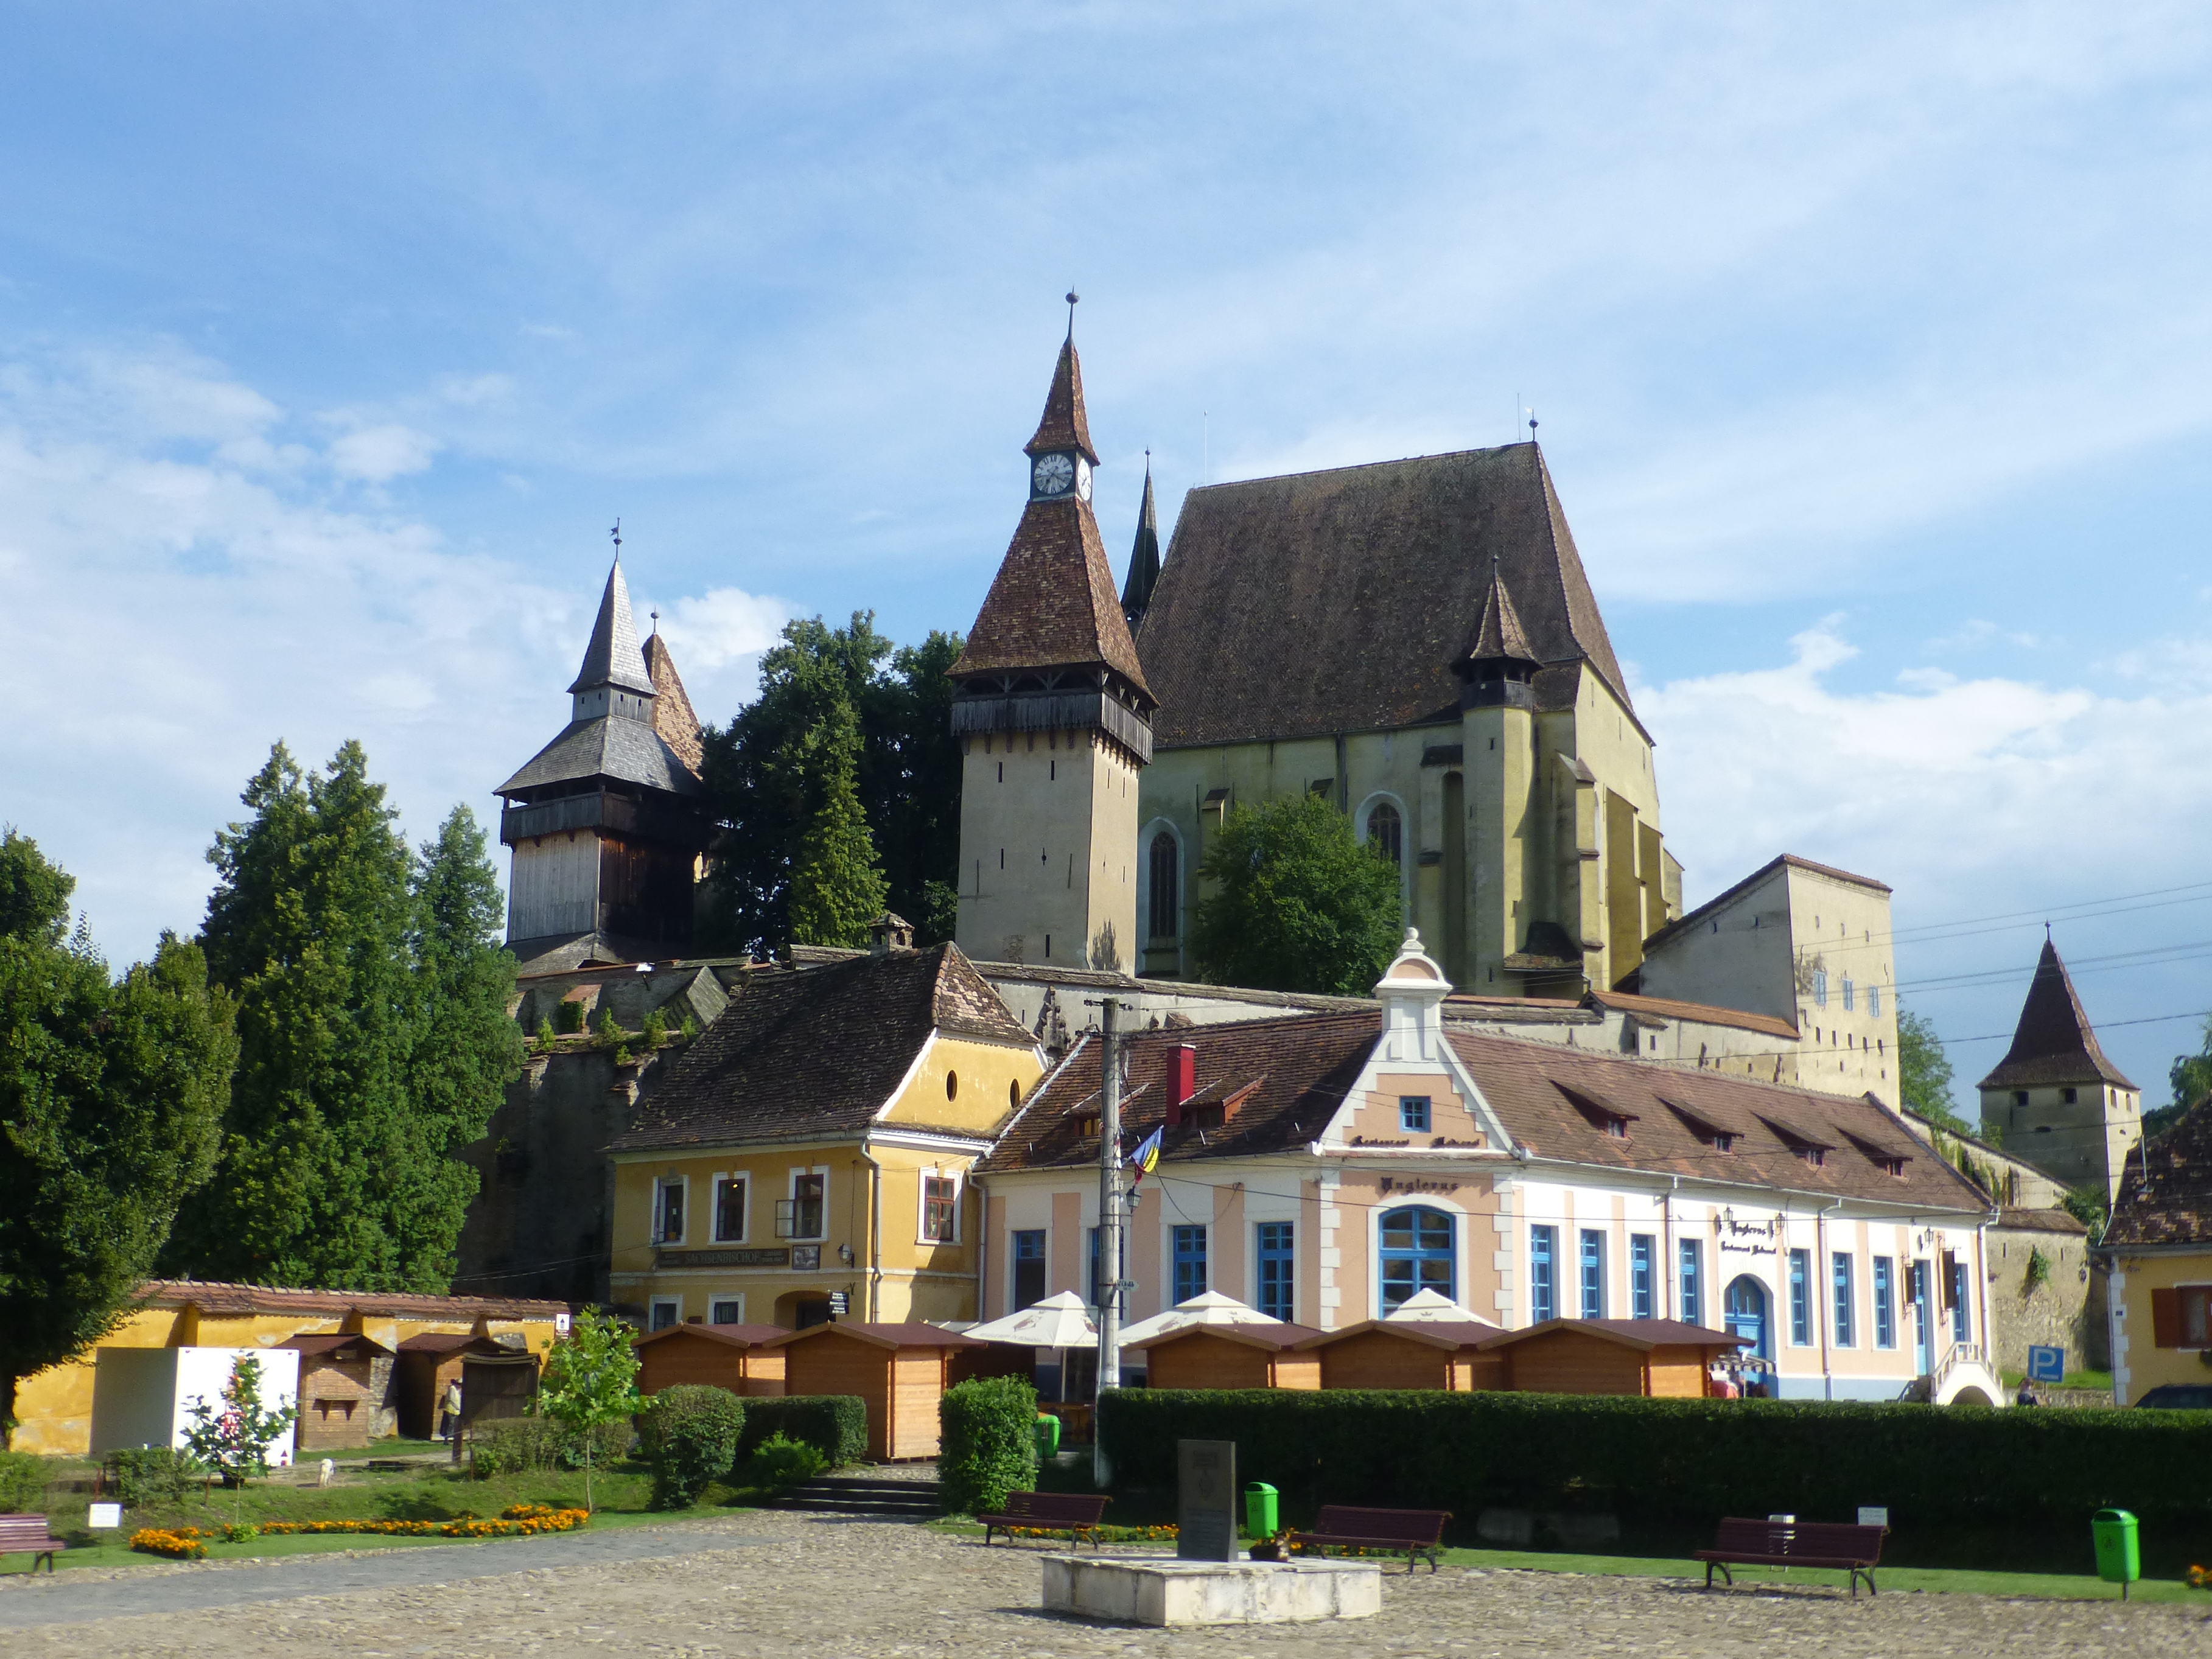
[5,2,2212,1113]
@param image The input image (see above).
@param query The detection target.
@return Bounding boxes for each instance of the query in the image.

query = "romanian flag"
[1129,1126,1164,1185]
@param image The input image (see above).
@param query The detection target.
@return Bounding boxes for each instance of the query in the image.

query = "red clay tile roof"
[617,944,1035,1153]
[1294,1319,1499,1352]
[1476,1318,1746,1352]
[2104,1097,2212,1246]
[278,1332,396,1357]
[1137,444,1629,749]
[765,1321,984,1350]
[642,633,705,779]
[632,1322,785,1349]
[1995,1207,2088,1235]
[137,1280,570,1319]
[1976,940,2137,1091]
[951,497,1152,695]
[1024,336,1099,464]
[1642,854,1892,955]
[1584,989,1799,1040]
[1127,1321,1323,1352]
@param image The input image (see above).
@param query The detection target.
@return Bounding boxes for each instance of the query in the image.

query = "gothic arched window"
[1366,800,1404,868]
[1147,830,1180,941]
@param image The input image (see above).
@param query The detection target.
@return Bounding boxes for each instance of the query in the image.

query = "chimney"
[1166,1043,1197,1125]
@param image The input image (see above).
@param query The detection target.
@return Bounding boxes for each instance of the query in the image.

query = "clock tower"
[951,307,1154,971]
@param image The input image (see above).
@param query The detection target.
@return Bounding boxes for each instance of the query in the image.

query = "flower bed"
[130,1504,589,1557]
[1007,1523,1179,1544]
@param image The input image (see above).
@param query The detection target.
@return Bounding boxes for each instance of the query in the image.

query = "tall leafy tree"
[861,630,966,941]
[788,701,889,947]
[0,830,237,1438]
[164,744,518,1291]
[1189,794,1404,994]
[1896,1002,1967,1134]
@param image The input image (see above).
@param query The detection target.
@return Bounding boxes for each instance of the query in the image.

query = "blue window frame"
[1399,1095,1430,1132]
[1679,1239,1703,1326]
[1630,1234,1655,1320]
[1868,984,1882,1019]
[1788,1248,1811,1345]
[1580,1229,1606,1319]
[1173,1225,1208,1304]
[1949,1258,1971,1343]
[1832,1252,1855,1347]
[1530,1224,1557,1323]
[1255,1223,1294,1322]
[1380,1206,1454,1314]
[1813,969,1828,1008]
[1873,1256,1895,1349]
[1843,976,1855,1012]
[1012,1228,1046,1312]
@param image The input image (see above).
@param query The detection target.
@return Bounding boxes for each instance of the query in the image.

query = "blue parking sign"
[2027,1345,2064,1384]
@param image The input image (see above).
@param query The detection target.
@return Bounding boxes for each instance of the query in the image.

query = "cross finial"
[610,519,623,559]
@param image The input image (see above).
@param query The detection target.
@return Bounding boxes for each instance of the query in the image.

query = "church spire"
[568,553,656,698]
[1463,556,1539,672]
[1121,453,1163,635]
[1978,938,2138,1091]
[1024,296,1100,465]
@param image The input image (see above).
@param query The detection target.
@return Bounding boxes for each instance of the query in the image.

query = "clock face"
[1074,456,1093,501]
[1032,452,1076,497]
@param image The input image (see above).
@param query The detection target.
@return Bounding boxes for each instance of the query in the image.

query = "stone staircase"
[774,1474,944,1518]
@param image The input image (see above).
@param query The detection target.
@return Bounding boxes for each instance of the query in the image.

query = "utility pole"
[1094,996,1122,1488]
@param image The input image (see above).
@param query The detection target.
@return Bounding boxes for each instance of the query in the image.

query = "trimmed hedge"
[637,1385,746,1509]
[1097,1389,2212,1530]
[0,1452,51,1512]
[468,1415,635,1478]
[939,1376,1040,1516]
[737,1395,868,1468]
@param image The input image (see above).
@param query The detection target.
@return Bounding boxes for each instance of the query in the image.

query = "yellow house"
[2103,1097,2212,1405]
[11,1281,571,1457]
[608,940,1045,1330]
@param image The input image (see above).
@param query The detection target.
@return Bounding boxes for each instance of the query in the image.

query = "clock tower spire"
[950,312,1152,972]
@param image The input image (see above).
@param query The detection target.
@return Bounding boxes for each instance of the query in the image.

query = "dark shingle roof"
[1465,557,1537,668]
[1136,444,1628,749]
[2104,1097,2212,1246]
[1977,940,2137,1091]
[495,715,704,798]
[615,945,1035,1153]
[1121,462,1162,630]
[569,557,656,696]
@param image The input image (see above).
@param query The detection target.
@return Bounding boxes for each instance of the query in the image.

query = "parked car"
[2135,1384,2212,1409]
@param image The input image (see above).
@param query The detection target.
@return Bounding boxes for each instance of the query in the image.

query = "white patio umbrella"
[1117,1290,1277,1347]
[965,1290,1097,1349]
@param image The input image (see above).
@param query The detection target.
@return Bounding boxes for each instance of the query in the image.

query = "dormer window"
[1558,1084,1636,1140]
[1709,1131,1736,1153]
[1799,1147,1825,1168]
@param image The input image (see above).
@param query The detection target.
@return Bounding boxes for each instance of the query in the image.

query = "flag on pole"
[1129,1126,1164,1185]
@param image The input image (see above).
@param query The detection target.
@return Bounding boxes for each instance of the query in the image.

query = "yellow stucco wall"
[2111,1251,2212,1405]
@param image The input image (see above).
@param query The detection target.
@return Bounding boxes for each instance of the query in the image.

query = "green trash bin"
[1033,1413,1062,1461]
[1245,1481,1279,1540]
[2091,1509,2140,1598]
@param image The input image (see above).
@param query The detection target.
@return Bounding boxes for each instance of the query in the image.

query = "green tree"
[1189,794,1404,994]
[860,630,966,941]
[537,1308,642,1512]
[1896,1003,1968,1134]
[0,832,237,1439]
[164,743,518,1292]
[180,1353,298,1520]
[788,702,889,948]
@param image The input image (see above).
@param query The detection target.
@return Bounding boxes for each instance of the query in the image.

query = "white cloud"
[648,585,793,674]
[326,422,441,483]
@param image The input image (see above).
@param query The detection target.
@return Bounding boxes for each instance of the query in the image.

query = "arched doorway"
[1724,1275,1771,1361]
[1379,1206,1455,1314]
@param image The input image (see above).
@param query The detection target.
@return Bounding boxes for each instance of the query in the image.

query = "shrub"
[736,1395,867,1467]
[1097,1389,2212,1532]
[468,1414,634,1479]
[0,1451,52,1511]
[938,1376,1039,1517]
[556,999,585,1034]
[593,1009,623,1049]
[637,1385,746,1509]
[642,1008,668,1048]
[107,1447,203,1507]
[744,1431,828,1489]
[533,1016,556,1052]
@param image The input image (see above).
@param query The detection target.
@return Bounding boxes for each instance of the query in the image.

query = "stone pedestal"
[1041,1556,1382,1627]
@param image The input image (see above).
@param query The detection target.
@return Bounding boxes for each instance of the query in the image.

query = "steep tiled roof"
[976,1011,1381,1176]
[1977,940,2137,1091]
[136,1280,569,1318]
[1137,444,1629,749]
[1024,336,1099,464]
[1449,1029,1981,1210]
[2104,1097,2212,1246]
[1121,461,1163,632]
[1465,557,1537,668]
[1642,854,1892,955]
[569,557,656,696]
[951,497,1152,694]
[642,634,705,779]
[616,945,1035,1153]
[496,715,705,798]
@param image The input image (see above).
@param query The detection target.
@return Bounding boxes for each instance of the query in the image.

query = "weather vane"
[610,519,622,557]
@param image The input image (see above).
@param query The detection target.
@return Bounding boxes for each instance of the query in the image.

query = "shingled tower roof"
[1121,458,1163,634]
[1463,555,1538,671]
[642,632,705,778]
[1138,442,1629,748]
[1978,939,2138,1091]
[568,556,656,696]
[951,336,1151,699]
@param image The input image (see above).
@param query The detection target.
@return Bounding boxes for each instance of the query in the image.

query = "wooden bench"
[0,1514,69,1574]
[976,1490,1113,1548]
[1287,1505,1452,1573]
[1696,1518,1887,1598]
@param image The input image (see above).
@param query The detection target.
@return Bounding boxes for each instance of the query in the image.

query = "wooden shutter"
[2151,1287,2182,1349]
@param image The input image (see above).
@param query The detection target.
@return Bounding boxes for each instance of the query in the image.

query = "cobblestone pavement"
[2,1509,2206,1658]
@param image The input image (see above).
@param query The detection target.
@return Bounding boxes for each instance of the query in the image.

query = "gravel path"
[1,1510,2205,1658]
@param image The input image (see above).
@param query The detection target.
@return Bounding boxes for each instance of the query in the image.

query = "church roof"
[615,943,1036,1153]
[2105,1097,2212,1246]
[1978,940,2137,1092]
[1137,444,1630,748]
[1121,461,1163,631]
[495,716,704,799]
[568,557,656,696]
[1465,556,1538,668]
[1024,335,1099,464]
[642,634,705,778]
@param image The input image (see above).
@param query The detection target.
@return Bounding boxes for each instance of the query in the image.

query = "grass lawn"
[0,1458,771,1576]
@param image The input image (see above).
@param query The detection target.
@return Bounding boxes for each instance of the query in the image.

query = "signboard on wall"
[2027,1345,2065,1384]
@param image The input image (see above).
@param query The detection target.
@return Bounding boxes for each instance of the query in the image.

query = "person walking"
[438,1377,463,1441]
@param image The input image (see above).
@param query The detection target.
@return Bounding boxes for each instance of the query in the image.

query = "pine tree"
[788,702,889,947]
[0,832,237,1438]
[1189,794,1404,994]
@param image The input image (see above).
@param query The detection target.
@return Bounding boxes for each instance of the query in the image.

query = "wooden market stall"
[395,1333,518,1440]
[279,1332,394,1451]
[1297,1318,1505,1391]
[1127,1321,1324,1391]
[1474,1319,1747,1397]
[765,1322,984,1461]
[632,1322,789,1397]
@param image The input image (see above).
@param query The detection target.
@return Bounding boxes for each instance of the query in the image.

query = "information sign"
[2027,1345,2065,1384]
